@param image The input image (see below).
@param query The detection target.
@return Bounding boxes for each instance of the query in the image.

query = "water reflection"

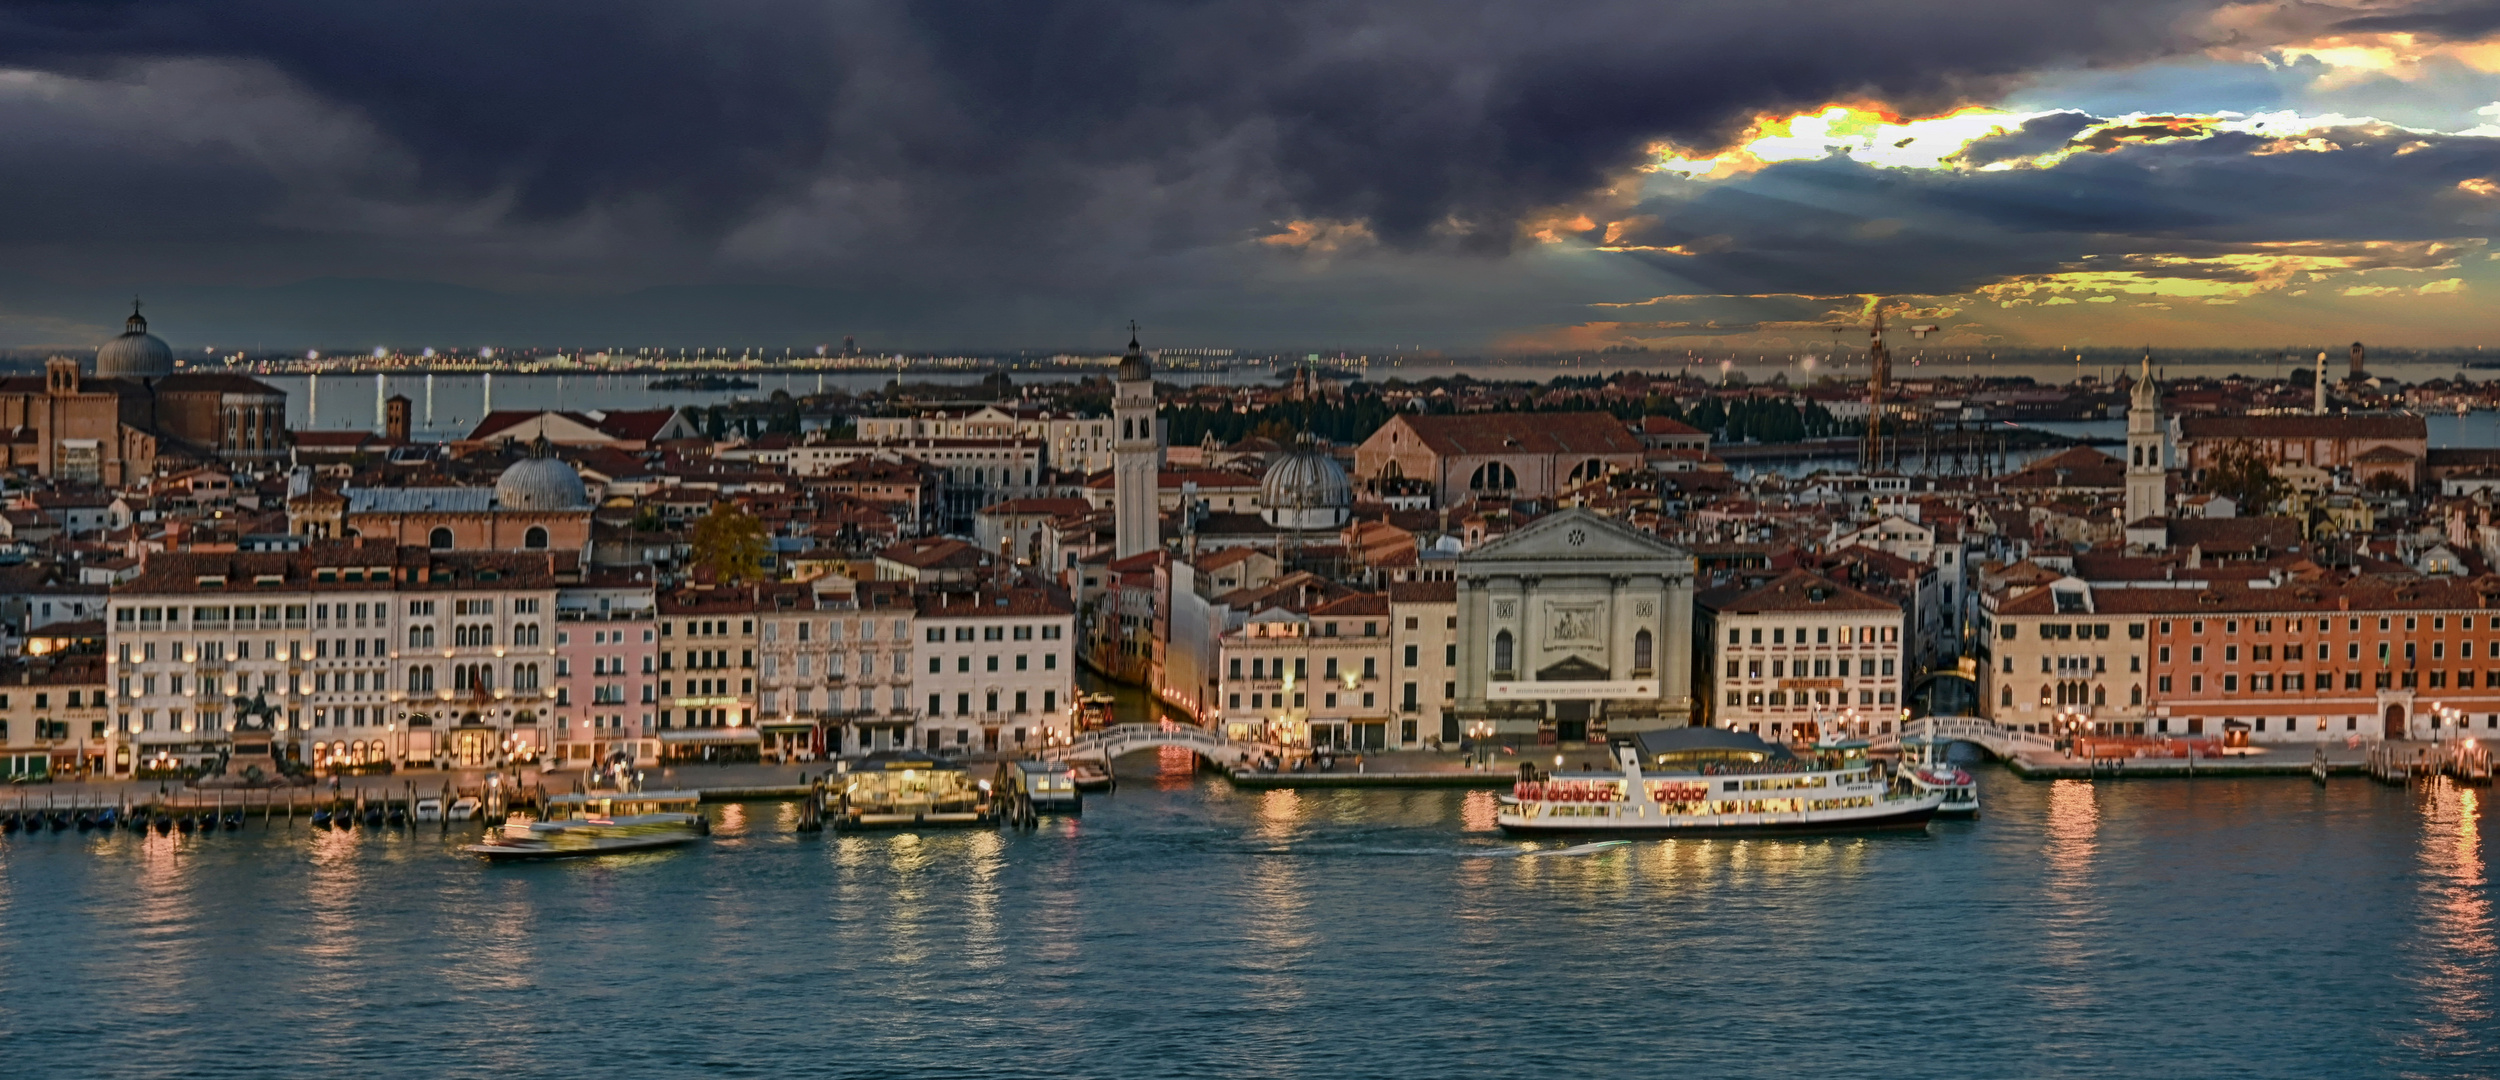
[2403,782,2493,1060]
[2039,779,2103,1010]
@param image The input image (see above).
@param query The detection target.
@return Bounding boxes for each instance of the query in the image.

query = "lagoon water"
[0,756,2492,1079]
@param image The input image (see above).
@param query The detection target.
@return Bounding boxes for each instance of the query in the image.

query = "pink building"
[553,611,660,766]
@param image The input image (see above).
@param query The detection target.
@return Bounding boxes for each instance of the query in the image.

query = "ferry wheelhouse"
[463,790,710,861]
[827,755,998,830]
[1497,728,1941,837]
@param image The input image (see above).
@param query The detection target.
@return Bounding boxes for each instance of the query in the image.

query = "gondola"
[361,806,384,827]
[222,811,244,831]
[152,813,171,834]
[174,813,195,833]
[0,812,19,833]
[310,808,332,827]
[385,805,407,826]
[46,811,70,832]
[90,808,118,829]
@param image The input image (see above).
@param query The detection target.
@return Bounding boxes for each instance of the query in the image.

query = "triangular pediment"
[1535,655,1611,681]
[1461,508,1688,565]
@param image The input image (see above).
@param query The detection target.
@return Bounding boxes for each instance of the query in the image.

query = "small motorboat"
[448,797,481,822]
[412,797,444,823]
[464,791,709,861]
[1068,761,1113,792]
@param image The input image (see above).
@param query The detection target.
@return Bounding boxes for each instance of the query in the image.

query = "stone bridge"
[1043,723,1275,765]
[1874,715,2056,760]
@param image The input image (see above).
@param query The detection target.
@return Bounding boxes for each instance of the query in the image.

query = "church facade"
[1450,509,1697,744]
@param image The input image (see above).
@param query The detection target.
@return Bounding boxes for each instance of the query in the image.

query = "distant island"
[646,374,760,391]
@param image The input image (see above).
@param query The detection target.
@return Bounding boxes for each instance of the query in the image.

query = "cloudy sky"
[2,1,2498,354]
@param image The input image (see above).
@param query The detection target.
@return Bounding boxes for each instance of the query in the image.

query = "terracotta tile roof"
[1389,412,1644,457]
[1697,568,1901,615]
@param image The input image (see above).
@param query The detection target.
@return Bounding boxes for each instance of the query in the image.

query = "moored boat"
[1496,728,1942,837]
[463,790,709,861]
[1897,733,1979,816]
[1067,761,1113,792]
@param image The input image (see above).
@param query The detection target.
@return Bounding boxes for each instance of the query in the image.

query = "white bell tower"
[1112,325,1160,559]
[2126,352,2166,524]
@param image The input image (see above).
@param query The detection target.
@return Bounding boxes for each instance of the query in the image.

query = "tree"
[2202,439,2285,511]
[690,501,769,583]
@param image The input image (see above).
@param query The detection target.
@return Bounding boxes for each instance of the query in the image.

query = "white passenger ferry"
[1497,728,1942,837]
[463,790,710,861]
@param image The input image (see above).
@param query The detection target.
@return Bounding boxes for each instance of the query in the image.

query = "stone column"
[1665,559,1695,724]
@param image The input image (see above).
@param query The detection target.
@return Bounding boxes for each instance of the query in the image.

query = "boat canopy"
[1629,727,1793,765]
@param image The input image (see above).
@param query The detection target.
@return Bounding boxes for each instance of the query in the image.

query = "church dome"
[495,455,589,511]
[96,305,173,377]
[1260,438,1352,529]
[1117,329,1152,383]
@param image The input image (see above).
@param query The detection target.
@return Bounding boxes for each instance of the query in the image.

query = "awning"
[659,728,762,744]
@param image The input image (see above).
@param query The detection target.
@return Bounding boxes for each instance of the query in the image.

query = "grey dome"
[1117,331,1152,383]
[495,456,589,511]
[1261,440,1352,529]
[96,308,173,377]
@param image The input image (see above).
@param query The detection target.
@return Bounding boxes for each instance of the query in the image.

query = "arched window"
[2093,684,2107,707]
[2001,686,2013,708]
[1469,462,1517,492]
[1493,629,1514,673]
[429,527,453,550]
[1568,458,1606,483]
[2130,684,2143,706]
[524,526,548,550]
[1633,628,1654,672]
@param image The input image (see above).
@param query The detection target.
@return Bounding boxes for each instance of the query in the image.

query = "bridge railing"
[1892,716,2057,758]
[1043,723,1266,762]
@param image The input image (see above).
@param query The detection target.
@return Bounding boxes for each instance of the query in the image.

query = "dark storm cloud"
[1955,111,2096,167]
[2333,4,2500,37]
[1600,120,2500,296]
[0,0,2262,342]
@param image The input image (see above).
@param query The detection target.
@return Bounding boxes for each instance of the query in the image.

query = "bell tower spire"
[2127,348,2165,525]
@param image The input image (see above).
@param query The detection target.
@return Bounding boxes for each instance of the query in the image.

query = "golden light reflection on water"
[1255,789,1303,845]
[120,828,200,1023]
[958,830,1007,975]
[2039,779,2103,1010]
[2404,782,2492,1057]
[1155,745,1200,790]
[1458,790,1500,833]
